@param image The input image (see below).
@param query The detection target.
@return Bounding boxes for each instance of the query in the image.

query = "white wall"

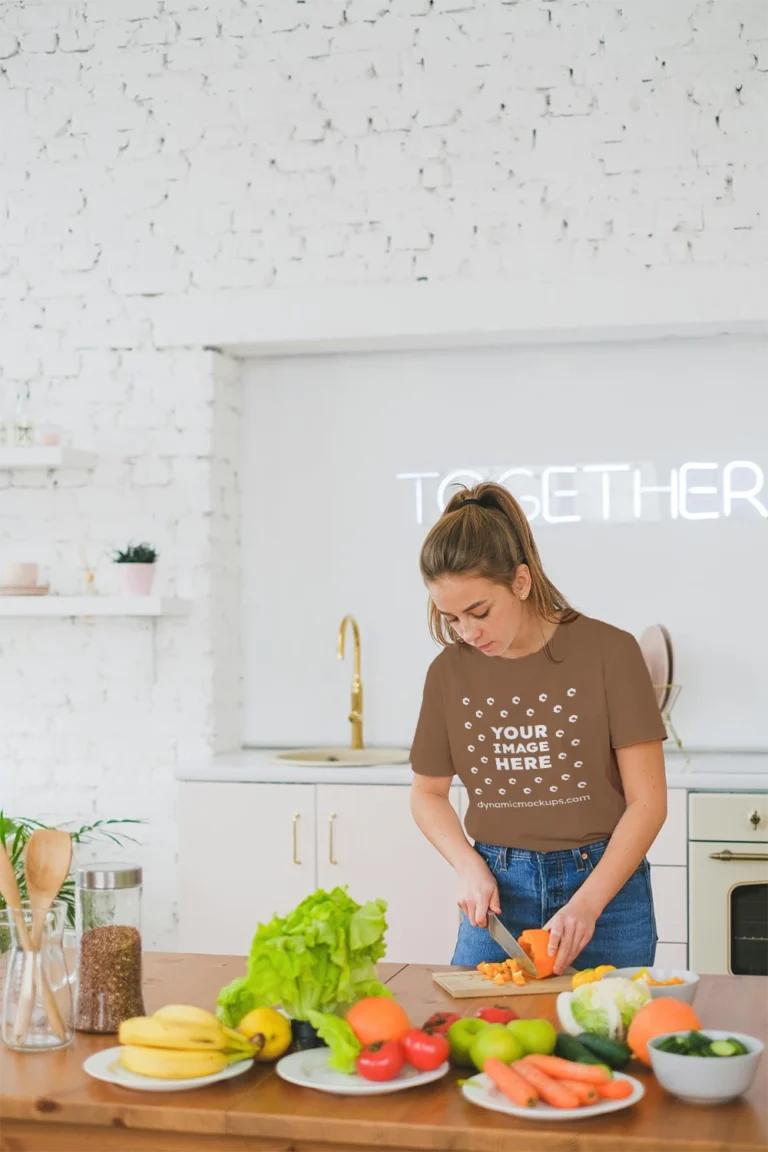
[1,0,766,946]
[242,336,768,752]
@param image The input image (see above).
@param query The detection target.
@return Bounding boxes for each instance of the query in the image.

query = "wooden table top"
[1,952,766,1152]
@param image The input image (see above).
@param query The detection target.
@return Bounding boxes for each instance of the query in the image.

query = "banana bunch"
[118,1004,256,1080]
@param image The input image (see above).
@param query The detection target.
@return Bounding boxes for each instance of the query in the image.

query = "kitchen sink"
[275,747,410,768]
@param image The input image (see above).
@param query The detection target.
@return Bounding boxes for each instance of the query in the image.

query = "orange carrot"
[595,1078,634,1100]
[515,1059,580,1109]
[483,1058,538,1108]
[525,1053,611,1083]
[559,1079,599,1105]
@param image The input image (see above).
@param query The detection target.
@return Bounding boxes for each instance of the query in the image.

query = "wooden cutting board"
[432,969,575,999]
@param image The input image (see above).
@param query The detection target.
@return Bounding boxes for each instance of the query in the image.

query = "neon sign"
[396,462,767,525]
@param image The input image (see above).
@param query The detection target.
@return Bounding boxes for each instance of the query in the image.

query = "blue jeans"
[452,837,657,969]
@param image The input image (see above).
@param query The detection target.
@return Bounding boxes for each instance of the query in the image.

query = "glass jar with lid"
[74,862,146,1033]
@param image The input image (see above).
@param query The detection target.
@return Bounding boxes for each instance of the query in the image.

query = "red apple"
[475,1005,519,1025]
[422,1011,461,1036]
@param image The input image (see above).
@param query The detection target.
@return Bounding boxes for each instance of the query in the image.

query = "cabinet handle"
[329,812,338,865]
[709,850,768,861]
[292,813,301,866]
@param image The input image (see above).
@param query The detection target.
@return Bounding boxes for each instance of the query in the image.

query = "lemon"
[237,1008,292,1062]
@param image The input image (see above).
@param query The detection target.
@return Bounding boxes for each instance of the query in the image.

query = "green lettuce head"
[559,978,650,1040]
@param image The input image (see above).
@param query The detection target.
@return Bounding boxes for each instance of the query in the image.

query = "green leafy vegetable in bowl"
[655,1031,749,1058]
[217,887,390,1027]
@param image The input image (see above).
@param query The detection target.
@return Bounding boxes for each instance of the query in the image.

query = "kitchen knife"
[486,913,539,978]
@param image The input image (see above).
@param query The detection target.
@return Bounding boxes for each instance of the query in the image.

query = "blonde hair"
[420,481,578,647]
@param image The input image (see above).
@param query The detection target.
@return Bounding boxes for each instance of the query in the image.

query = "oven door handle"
[709,850,768,861]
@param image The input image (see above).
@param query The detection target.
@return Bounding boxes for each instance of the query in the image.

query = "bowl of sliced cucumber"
[648,1030,764,1104]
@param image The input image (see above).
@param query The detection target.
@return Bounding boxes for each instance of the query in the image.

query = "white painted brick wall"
[0,0,766,949]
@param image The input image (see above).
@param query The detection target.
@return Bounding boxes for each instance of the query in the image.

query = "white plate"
[83,1047,254,1092]
[276,1048,449,1096]
[462,1069,644,1121]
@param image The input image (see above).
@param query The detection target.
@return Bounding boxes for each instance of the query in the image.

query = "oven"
[689,792,768,976]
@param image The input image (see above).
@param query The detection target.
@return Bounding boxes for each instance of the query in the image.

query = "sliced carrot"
[525,1053,611,1083]
[559,1079,599,1105]
[595,1078,634,1100]
[484,1057,538,1108]
[514,1059,580,1109]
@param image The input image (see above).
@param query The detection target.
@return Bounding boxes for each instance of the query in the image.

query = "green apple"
[446,1018,488,1067]
[469,1023,525,1071]
[506,1018,557,1056]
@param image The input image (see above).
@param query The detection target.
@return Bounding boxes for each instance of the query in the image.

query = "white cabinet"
[648,789,688,962]
[178,781,464,963]
[179,782,316,955]
[654,942,688,968]
[648,789,686,866]
[650,865,687,943]
[178,778,690,966]
[316,785,462,965]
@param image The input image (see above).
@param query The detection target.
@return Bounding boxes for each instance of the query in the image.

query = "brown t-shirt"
[410,615,666,852]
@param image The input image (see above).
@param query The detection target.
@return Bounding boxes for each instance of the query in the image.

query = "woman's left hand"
[543,897,599,976]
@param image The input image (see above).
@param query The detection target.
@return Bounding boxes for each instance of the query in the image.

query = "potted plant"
[113,542,158,596]
[0,814,142,951]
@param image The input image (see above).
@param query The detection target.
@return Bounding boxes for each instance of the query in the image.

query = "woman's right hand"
[457,855,501,928]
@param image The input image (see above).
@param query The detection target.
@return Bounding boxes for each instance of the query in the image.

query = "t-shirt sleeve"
[410,656,455,778]
[606,631,668,750]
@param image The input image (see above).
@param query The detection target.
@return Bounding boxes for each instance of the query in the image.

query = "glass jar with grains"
[74,863,146,1034]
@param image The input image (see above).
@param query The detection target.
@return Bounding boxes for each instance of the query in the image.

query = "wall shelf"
[0,446,97,470]
[0,597,187,617]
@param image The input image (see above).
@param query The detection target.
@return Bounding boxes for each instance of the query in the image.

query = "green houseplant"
[0,813,142,950]
[112,541,159,596]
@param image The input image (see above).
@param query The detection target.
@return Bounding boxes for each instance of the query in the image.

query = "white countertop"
[179,748,768,792]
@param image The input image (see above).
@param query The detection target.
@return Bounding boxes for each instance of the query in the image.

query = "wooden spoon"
[15,830,72,1043]
[25,829,73,948]
[0,841,33,950]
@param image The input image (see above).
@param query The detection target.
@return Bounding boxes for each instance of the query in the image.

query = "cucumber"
[686,1031,714,1055]
[576,1032,632,1070]
[656,1035,688,1055]
[554,1034,608,1066]
[710,1040,742,1057]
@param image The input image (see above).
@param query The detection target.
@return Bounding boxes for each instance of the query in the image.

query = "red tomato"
[422,1011,461,1036]
[356,1041,406,1082]
[402,1028,450,1072]
[475,1006,519,1025]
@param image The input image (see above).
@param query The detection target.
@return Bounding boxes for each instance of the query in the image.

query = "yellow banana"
[121,1015,256,1055]
[154,1006,255,1052]
[222,1025,257,1053]
[119,1044,247,1080]
[118,1016,252,1053]
[153,1004,221,1029]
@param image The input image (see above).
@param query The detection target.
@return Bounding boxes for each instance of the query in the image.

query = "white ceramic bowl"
[604,967,699,1005]
[648,1030,764,1105]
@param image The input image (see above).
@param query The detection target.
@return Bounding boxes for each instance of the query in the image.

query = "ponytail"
[419,481,577,647]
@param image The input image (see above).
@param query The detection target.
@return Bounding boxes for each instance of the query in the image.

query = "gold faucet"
[337,615,364,750]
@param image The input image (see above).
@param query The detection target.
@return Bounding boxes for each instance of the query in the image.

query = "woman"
[410,482,667,975]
